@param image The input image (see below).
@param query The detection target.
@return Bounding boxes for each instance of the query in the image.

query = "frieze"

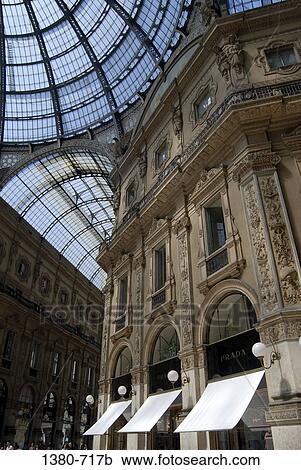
[258,318,301,344]
[233,150,281,182]
[172,215,191,235]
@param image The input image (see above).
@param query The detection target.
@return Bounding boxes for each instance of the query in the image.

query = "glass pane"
[205,199,226,254]
[208,294,257,344]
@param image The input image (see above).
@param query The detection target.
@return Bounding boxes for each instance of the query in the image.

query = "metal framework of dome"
[0,147,114,287]
[0,0,191,144]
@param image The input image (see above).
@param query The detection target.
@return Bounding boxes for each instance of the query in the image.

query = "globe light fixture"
[167,370,179,385]
[252,342,281,369]
[118,386,127,398]
[85,395,95,406]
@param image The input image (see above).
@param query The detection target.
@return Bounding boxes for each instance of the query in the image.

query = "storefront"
[176,293,273,450]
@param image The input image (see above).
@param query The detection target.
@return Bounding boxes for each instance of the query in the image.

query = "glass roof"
[0,0,191,144]
[0,147,114,287]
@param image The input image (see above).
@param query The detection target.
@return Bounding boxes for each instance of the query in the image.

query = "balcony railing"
[152,289,166,310]
[0,282,101,348]
[206,249,228,276]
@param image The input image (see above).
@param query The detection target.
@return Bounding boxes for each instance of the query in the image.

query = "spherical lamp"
[252,342,266,359]
[118,385,127,397]
[167,370,179,385]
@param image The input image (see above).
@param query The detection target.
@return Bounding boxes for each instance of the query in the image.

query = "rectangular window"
[126,183,136,207]
[71,360,78,383]
[53,352,61,377]
[195,91,212,121]
[87,367,94,388]
[119,276,128,312]
[30,342,40,369]
[266,46,296,70]
[205,199,226,254]
[154,244,166,292]
[3,331,15,360]
[155,142,168,170]
[116,276,128,331]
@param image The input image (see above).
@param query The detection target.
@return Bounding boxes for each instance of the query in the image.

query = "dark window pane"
[155,245,166,291]
[266,46,296,69]
[3,331,15,360]
[205,201,226,254]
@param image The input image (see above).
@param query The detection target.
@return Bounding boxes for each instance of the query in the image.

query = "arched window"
[42,392,57,422]
[42,392,57,448]
[114,347,132,377]
[150,326,181,393]
[205,293,272,450]
[19,385,34,419]
[206,293,259,380]
[152,326,180,364]
[62,397,75,445]
[111,347,132,401]
[208,293,257,344]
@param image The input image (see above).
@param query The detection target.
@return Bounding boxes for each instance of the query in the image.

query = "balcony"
[206,248,229,276]
[152,288,166,310]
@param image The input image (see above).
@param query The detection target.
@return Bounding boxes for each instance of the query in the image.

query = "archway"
[15,385,35,448]
[41,392,57,449]
[61,397,75,447]
[204,292,273,450]
[109,346,133,450]
[149,326,181,450]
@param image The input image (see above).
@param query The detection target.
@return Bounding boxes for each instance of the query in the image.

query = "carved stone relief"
[112,185,121,212]
[172,104,183,142]
[215,35,245,87]
[259,318,301,344]
[177,233,193,346]
[259,174,301,305]
[243,180,278,312]
[133,269,142,365]
[138,147,147,179]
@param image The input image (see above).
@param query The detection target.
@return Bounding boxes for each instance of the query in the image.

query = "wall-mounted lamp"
[252,342,281,370]
[85,394,95,407]
[118,386,127,398]
[167,369,190,387]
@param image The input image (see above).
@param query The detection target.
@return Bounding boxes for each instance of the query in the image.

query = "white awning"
[119,389,181,433]
[83,400,131,436]
[175,370,264,433]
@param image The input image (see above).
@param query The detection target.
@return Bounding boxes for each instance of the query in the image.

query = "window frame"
[194,88,213,122]
[265,44,297,71]
[153,243,167,293]
[204,196,227,256]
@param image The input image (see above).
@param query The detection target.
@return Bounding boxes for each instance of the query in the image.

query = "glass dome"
[0,147,114,287]
[0,0,191,144]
